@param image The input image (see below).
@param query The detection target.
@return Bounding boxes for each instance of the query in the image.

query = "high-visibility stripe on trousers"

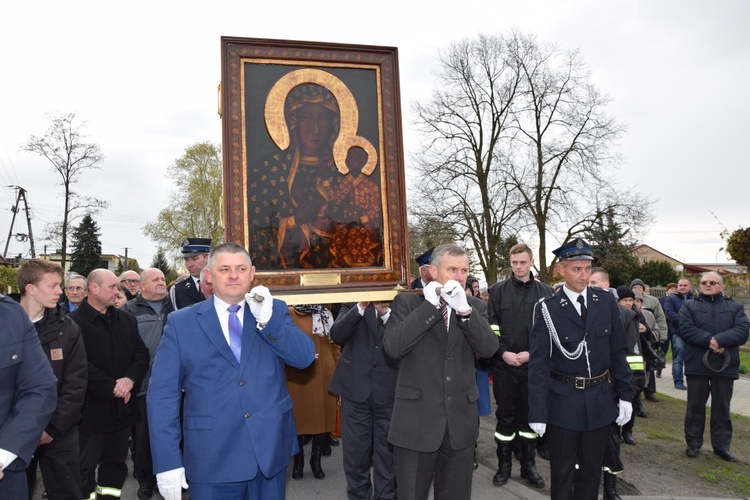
[494,431,516,442]
[96,484,122,497]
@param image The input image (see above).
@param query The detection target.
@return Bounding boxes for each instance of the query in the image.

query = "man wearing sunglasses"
[679,272,750,462]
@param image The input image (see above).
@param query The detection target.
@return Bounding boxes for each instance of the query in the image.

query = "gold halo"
[264,68,378,176]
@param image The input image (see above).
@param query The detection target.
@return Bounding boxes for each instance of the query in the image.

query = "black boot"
[603,471,622,500]
[492,442,512,486]
[310,434,325,479]
[520,438,545,488]
[635,392,647,418]
[292,451,304,480]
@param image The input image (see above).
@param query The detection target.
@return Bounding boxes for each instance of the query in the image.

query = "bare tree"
[410,34,525,284]
[22,113,106,269]
[505,33,628,282]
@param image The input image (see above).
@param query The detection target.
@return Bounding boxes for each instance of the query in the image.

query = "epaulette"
[539,293,555,303]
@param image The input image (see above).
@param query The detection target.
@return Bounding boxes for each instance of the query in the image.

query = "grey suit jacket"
[383,294,497,452]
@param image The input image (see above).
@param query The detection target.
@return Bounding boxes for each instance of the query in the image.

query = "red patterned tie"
[439,297,449,329]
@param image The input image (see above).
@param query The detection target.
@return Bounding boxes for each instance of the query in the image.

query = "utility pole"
[124,247,130,271]
[3,186,36,259]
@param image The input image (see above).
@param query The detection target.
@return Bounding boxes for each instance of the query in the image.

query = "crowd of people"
[1,236,748,500]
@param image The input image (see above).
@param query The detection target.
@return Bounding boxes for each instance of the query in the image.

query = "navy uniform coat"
[172,276,204,310]
[0,295,57,494]
[528,287,634,431]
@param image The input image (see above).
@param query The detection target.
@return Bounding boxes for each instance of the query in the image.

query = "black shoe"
[686,446,700,457]
[675,383,687,390]
[520,464,545,488]
[656,370,662,378]
[299,435,312,446]
[636,407,647,418]
[622,431,636,445]
[645,392,659,402]
[714,450,736,462]
[327,436,340,446]
[536,440,550,461]
[292,452,304,479]
[321,442,332,456]
[137,484,155,500]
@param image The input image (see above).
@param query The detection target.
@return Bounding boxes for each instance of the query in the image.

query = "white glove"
[441,280,471,315]
[156,467,188,500]
[247,285,273,325]
[423,281,442,307]
[529,422,546,437]
[616,399,633,426]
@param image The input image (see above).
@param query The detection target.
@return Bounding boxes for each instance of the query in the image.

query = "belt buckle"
[574,377,586,389]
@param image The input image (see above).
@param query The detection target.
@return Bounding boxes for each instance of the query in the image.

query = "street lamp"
[716,247,725,264]
[675,264,684,278]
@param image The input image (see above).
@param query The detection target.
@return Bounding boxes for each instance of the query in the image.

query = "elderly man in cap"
[680,272,749,462]
[410,248,434,290]
[528,238,633,500]
[172,237,211,310]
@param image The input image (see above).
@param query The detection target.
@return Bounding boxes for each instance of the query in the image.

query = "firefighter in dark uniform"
[528,238,634,500]
[170,237,211,310]
[487,243,551,488]
[410,248,433,290]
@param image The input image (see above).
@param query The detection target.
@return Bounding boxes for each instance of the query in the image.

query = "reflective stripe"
[602,466,622,474]
[494,431,515,442]
[87,493,96,500]
[518,430,538,440]
[96,485,123,497]
[627,355,644,371]
[491,324,501,336]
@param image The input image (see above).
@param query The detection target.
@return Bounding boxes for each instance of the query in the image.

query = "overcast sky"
[1,0,747,273]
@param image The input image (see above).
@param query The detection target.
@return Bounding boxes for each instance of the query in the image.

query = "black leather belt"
[550,369,610,389]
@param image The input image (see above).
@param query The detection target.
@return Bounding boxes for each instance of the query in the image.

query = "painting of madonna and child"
[245,64,387,272]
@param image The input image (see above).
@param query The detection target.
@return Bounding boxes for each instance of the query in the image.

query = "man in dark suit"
[330,301,399,499]
[410,248,433,290]
[171,237,211,309]
[384,244,498,499]
[528,238,634,500]
[147,243,315,500]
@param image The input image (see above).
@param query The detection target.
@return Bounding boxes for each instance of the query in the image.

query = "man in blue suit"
[147,242,316,500]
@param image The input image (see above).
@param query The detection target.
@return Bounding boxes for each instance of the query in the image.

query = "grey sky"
[1,0,747,271]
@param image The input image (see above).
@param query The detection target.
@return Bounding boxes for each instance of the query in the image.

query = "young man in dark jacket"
[69,269,149,500]
[664,279,694,390]
[17,259,88,500]
[487,243,552,488]
[680,272,750,462]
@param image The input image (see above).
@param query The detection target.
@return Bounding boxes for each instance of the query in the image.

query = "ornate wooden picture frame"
[220,37,408,302]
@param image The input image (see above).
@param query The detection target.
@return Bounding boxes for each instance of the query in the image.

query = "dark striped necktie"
[439,297,449,328]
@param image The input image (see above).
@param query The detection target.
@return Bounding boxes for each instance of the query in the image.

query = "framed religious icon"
[220,37,409,303]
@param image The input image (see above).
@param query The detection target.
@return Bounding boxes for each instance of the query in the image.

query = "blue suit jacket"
[147,297,315,484]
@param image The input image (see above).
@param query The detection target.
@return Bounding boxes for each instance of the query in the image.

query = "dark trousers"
[685,374,734,452]
[79,427,130,498]
[0,466,28,499]
[548,424,608,500]
[393,426,473,500]
[189,468,286,500]
[27,426,82,500]
[134,395,156,488]
[341,396,396,500]
[492,364,532,438]
[601,423,623,474]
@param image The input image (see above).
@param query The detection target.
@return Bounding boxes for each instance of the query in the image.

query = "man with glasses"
[61,274,87,315]
[680,272,749,462]
[664,279,695,390]
[119,270,141,300]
